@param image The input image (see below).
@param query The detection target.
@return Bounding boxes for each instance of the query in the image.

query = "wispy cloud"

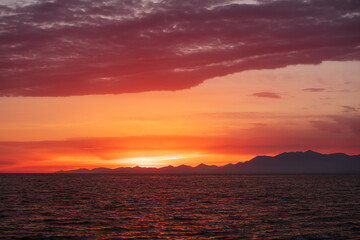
[311,114,360,134]
[302,88,326,92]
[341,105,357,112]
[250,92,281,99]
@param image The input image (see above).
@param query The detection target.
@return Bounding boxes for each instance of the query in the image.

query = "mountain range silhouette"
[56,151,360,174]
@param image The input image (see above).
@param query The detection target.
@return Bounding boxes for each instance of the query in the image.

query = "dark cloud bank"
[1,0,359,97]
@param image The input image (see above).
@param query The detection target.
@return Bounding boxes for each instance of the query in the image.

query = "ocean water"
[0,174,359,239]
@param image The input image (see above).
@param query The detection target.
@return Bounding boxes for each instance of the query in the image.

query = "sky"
[0,0,359,172]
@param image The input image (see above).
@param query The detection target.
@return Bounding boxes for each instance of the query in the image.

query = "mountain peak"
[304,150,321,155]
[196,163,208,167]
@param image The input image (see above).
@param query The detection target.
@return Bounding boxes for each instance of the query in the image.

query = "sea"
[0,174,359,239]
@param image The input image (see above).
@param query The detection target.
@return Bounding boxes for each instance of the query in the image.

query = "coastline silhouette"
[56,150,360,174]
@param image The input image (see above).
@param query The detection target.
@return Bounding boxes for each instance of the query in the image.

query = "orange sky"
[0,0,359,172]
[1,61,359,172]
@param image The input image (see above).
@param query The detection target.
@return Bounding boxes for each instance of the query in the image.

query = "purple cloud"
[0,0,360,96]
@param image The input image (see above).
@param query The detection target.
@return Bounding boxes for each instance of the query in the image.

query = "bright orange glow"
[117,155,203,167]
[0,62,359,172]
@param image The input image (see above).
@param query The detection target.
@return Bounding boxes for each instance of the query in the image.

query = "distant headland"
[55,150,360,174]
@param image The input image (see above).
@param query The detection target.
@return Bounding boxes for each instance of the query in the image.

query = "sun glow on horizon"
[117,154,204,167]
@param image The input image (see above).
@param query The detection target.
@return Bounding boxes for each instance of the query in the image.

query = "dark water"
[0,174,359,239]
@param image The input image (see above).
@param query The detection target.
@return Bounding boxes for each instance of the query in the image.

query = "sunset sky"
[0,0,359,172]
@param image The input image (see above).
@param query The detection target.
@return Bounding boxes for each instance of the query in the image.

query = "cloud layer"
[1,0,360,96]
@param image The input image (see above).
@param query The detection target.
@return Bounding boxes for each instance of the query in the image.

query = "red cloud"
[0,0,359,96]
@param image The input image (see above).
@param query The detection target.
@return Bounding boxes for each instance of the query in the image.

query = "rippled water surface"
[0,174,359,239]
